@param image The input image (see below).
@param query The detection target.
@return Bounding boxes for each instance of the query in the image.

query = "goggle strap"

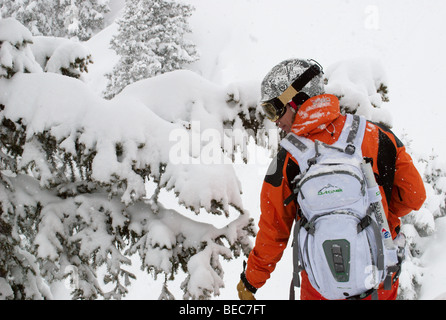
[278,86,299,105]
[290,64,322,92]
[292,92,310,108]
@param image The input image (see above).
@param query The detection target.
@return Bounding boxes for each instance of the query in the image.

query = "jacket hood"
[291,94,340,136]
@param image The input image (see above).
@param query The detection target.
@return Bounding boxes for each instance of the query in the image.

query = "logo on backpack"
[318,184,343,196]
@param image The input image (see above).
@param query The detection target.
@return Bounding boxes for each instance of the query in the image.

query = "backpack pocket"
[299,211,381,300]
[296,164,366,215]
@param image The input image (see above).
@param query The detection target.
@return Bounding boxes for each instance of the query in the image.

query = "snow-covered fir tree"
[0,18,92,81]
[0,0,110,41]
[0,0,56,37]
[62,0,111,41]
[31,36,93,80]
[103,0,199,99]
[0,19,256,300]
[396,145,446,300]
[0,18,42,78]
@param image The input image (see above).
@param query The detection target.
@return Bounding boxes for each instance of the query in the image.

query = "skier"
[237,58,426,300]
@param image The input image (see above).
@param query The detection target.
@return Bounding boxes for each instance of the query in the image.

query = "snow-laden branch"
[0,70,268,212]
[0,20,263,299]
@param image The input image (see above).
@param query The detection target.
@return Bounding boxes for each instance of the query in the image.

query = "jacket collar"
[291,94,340,136]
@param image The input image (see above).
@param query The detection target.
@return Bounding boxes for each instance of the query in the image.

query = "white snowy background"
[2,0,446,300]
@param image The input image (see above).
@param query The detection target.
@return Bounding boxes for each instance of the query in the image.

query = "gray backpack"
[281,114,399,300]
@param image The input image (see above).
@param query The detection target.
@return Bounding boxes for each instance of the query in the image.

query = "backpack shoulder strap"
[280,133,314,172]
[336,114,367,153]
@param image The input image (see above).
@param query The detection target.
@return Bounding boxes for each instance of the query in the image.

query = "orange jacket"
[245,94,426,299]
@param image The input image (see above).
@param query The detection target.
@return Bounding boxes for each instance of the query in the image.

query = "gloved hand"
[237,279,256,300]
[394,232,406,262]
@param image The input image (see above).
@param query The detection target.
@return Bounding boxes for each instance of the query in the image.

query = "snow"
[0,18,42,77]
[0,70,252,209]
[325,58,393,127]
[1,0,446,300]
[419,216,446,299]
[0,17,33,45]
[31,36,92,78]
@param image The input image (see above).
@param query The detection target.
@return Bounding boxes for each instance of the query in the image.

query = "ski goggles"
[261,63,323,122]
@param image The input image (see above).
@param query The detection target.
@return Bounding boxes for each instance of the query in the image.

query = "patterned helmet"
[260,58,325,103]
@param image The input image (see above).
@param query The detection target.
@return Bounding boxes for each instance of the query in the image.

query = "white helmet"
[260,58,324,121]
[261,58,324,102]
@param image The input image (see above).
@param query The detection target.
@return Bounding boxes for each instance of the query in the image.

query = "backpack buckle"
[357,215,372,233]
[303,221,315,235]
[345,144,356,155]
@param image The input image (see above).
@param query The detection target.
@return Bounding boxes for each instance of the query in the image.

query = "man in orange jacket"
[237,58,426,300]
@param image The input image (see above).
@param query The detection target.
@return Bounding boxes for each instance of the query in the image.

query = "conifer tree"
[1,19,253,300]
[0,0,110,40]
[63,0,111,41]
[0,0,55,36]
[104,0,199,99]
